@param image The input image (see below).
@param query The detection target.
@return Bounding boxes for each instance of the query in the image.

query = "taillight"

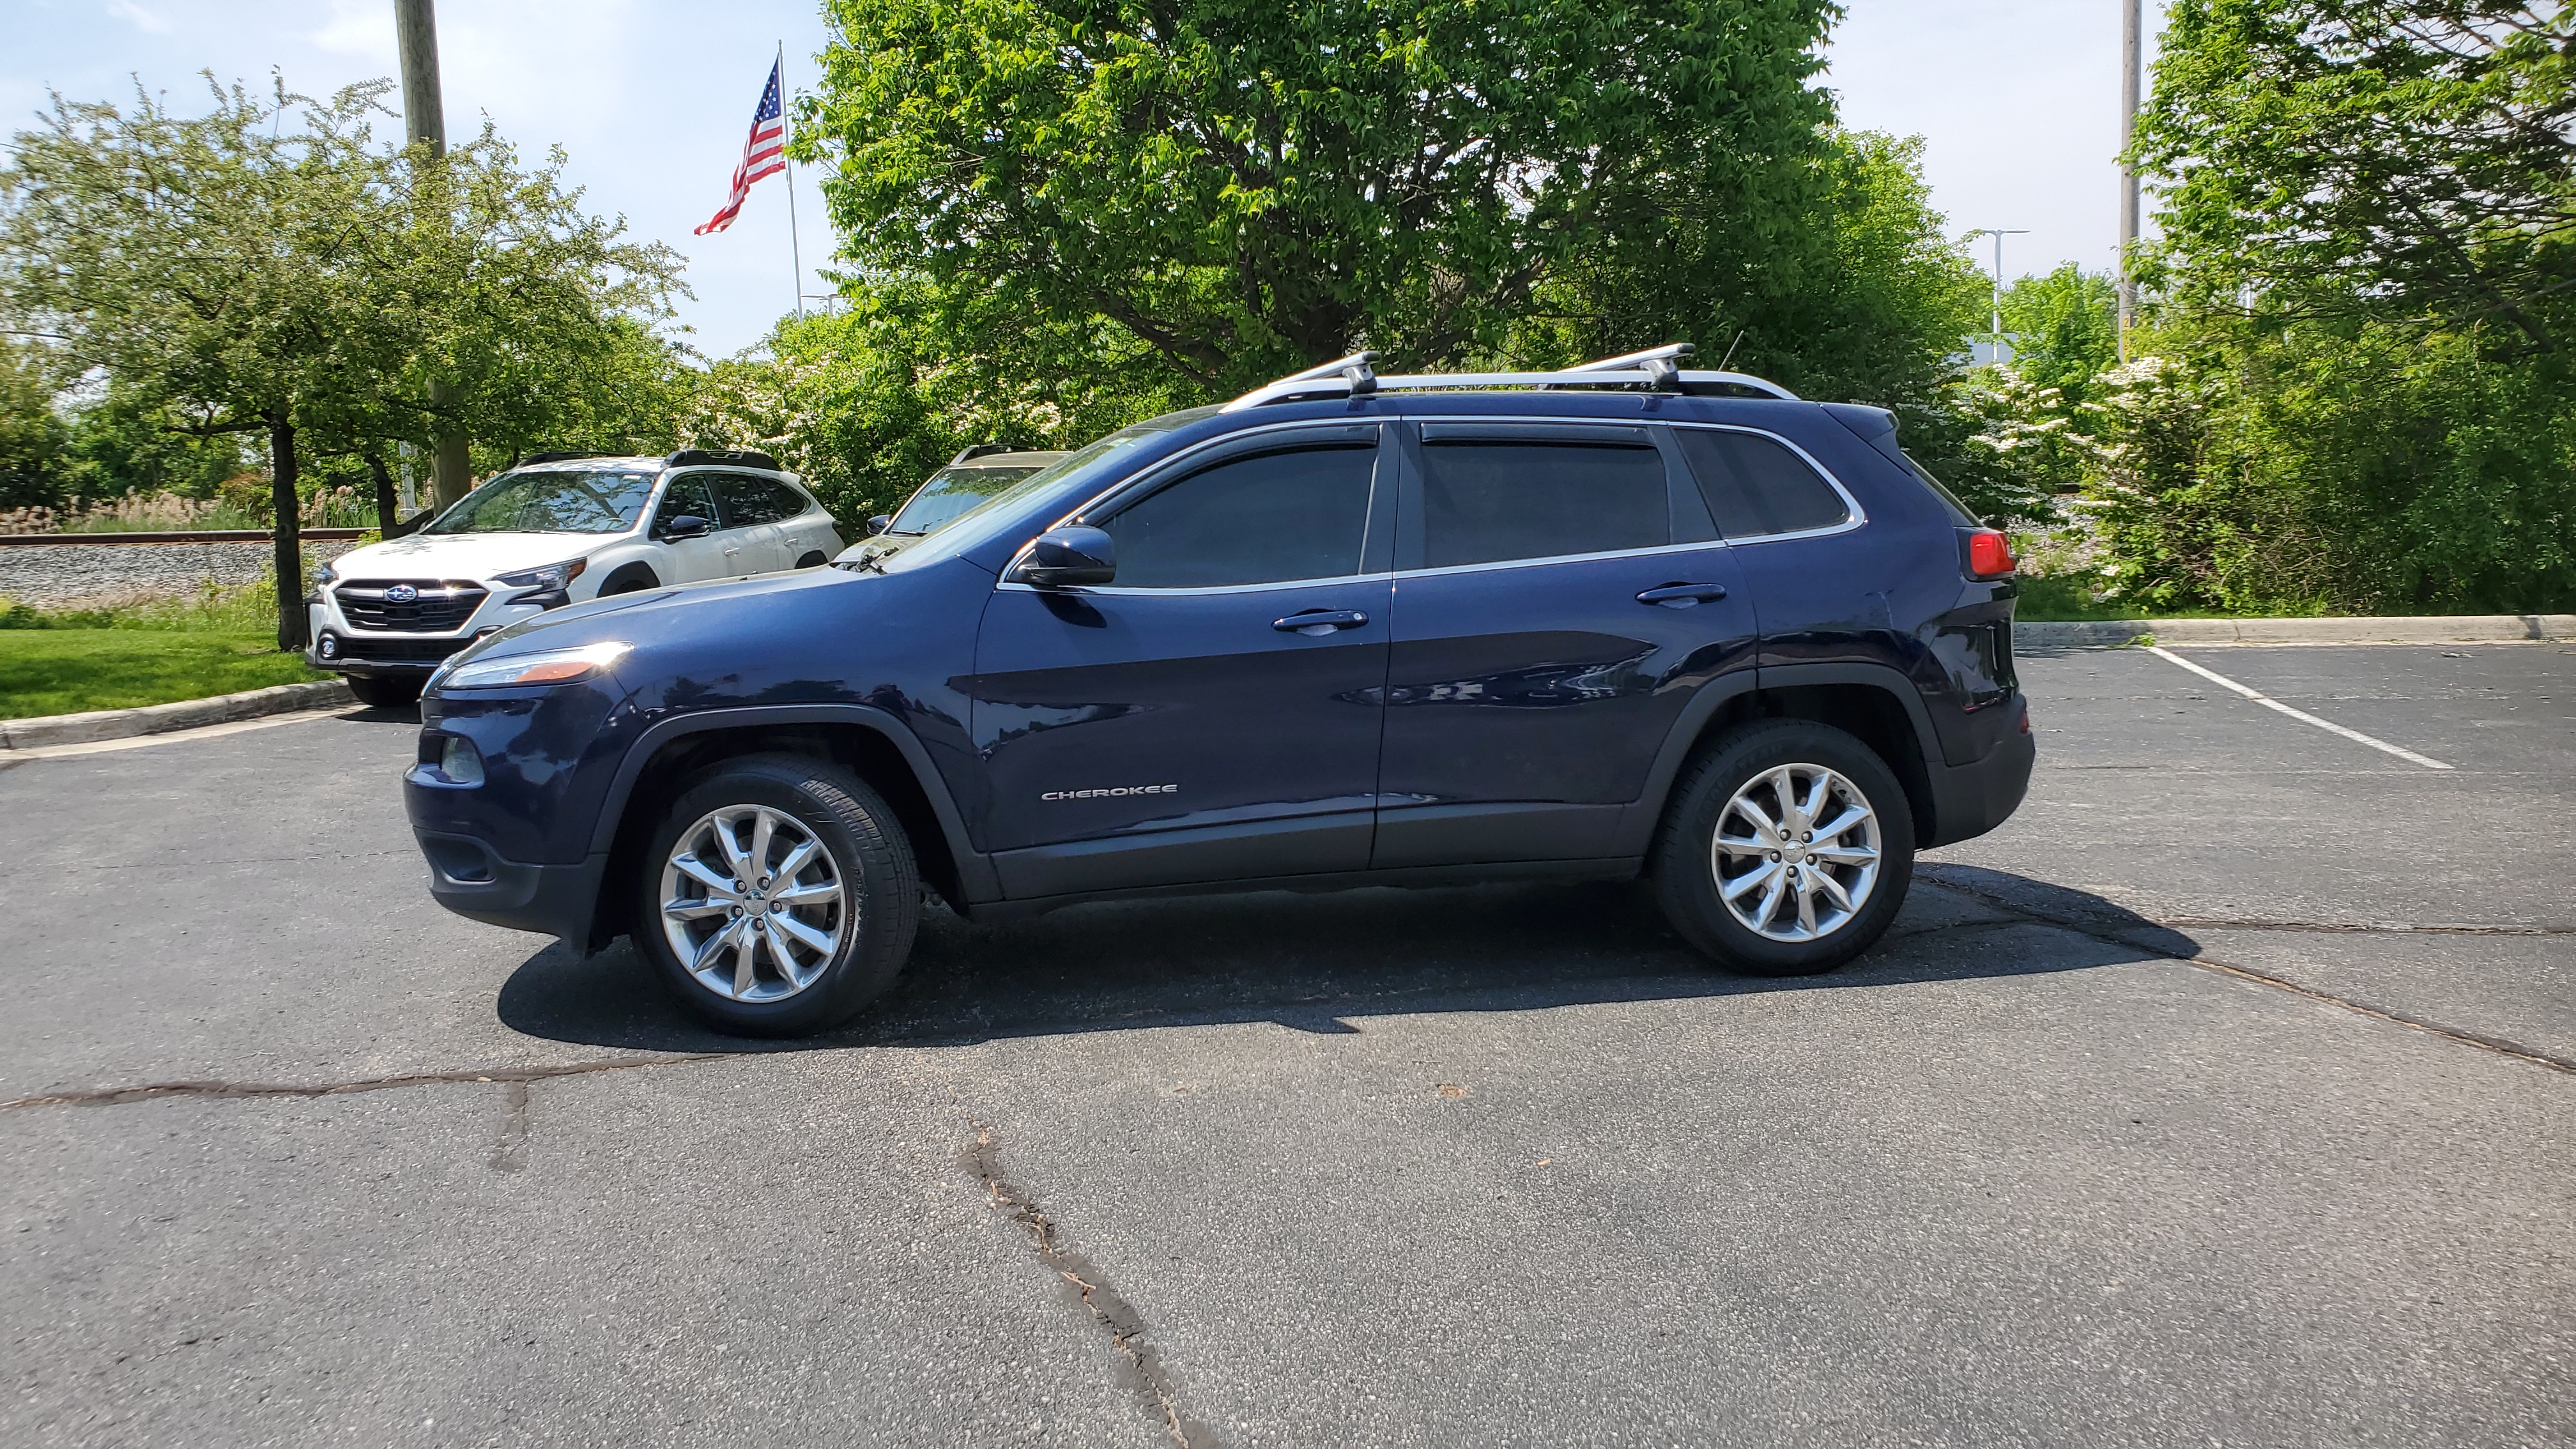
[1966,530,2016,579]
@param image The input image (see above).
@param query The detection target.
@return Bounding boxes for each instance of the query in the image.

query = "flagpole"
[779,40,805,324]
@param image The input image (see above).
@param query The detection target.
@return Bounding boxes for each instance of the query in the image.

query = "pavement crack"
[1,1053,735,1110]
[488,1080,532,1172]
[1919,867,2576,1077]
[963,1125,1221,1449]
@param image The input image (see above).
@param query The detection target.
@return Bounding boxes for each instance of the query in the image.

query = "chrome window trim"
[1393,538,1735,581]
[1662,420,1869,544]
[997,571,1392,599]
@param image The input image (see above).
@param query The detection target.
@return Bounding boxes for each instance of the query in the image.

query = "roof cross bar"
[1220,344,1797,411]
[1566,343,1694,391]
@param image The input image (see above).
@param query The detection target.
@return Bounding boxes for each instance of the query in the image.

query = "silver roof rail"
[1221,343,1797,411]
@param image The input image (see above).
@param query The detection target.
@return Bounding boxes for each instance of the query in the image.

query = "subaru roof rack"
[947,443,1041,466]
[666,447,784,472]
[1220,343,1797,411]
[523,450,612,464]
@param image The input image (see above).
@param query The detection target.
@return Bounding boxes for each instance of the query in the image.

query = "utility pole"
[2119,0,2142,361]
[395,0,473,509]
[1968,228,2027,366]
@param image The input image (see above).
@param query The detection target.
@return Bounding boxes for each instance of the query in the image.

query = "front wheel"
[632,754,921,1036]
[1652,719,1915,977]
[346,673,423,708]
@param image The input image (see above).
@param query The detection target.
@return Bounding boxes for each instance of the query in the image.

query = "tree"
[2138,1,2576,349]
[0,339,63,511]
[801,0,1839,393]
[2,78,687,643]
[1998,264,2119,402]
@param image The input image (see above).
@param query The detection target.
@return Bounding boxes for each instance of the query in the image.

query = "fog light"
[317,632,340,660]
[440,735,485,786]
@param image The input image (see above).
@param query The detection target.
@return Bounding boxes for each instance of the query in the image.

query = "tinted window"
[714,472,787,527]
[765,478,813,520]
[1098,443,1375,587]
[1676,430,1851,537]
[1416,440,1667,568]
[655,475,717,531]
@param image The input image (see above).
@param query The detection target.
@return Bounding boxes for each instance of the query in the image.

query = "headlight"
[439,641,631,689]
[494,558,589,591]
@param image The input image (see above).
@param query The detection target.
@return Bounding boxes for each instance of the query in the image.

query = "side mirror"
[866,514,893,537]
[1015,525,1116,588]
[660,514,710,540]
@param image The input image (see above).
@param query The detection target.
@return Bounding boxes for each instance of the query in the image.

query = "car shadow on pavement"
[494,871,2201,1055]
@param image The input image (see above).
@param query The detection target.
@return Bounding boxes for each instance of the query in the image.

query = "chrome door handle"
[1273,609,1370,636]
[1637,582,1728,608]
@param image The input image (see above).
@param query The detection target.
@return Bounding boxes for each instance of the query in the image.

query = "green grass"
[0,629,326,718]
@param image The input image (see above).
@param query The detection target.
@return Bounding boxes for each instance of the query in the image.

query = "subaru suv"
[405,346,2034,1036]
[309,449,842,707]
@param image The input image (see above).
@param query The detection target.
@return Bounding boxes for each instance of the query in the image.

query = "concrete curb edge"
[0,678,356,751]
[2016,614,2576,648]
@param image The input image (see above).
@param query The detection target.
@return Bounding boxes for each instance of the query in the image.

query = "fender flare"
[1618,661,1943,854]
[587,702,997,901]
[595,562,661,595]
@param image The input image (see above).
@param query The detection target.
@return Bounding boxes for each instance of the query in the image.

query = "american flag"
[693,57,788,236]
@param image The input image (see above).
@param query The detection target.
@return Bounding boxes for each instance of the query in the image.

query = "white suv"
[306,450,843,706]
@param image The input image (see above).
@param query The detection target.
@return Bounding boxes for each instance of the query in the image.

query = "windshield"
[421,469,661,535]
[888,464,1052,536]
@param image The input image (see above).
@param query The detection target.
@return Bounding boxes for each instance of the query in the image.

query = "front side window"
[1096,442,1376,588]
[656,475,717,531]
[422,470,659,535]
[1676,429,1853,538]
[1416,440,1668,569]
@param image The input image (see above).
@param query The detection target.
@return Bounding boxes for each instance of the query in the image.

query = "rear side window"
[1416,441,1667,568]
[767,479,814,519]
[714,473,788,526]
[1675,429,1851,538]
[1099,443,1375,587]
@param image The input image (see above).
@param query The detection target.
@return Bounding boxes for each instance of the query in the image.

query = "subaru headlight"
[494,558,588,592]
[440,641,631,689]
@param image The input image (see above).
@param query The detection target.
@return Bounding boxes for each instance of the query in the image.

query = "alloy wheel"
[1710,763,1883,943]
[658,804,850,1002]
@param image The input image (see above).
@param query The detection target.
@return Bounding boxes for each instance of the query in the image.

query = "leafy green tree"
[0,339,64,510]
[2139,1,2576,349]
[1998,264,2119,402]
[802,0,1839,392]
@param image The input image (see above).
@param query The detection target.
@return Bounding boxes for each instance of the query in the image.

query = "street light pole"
[1968,228,2028,366]
[395,0,472,509]
[2119,0,2142,361]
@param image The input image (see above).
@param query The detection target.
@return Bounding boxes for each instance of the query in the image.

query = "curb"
[0,678,356,752]
[2016,614,2576,648]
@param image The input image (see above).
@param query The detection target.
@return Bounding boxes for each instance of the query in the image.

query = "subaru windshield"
[421,470,661,535]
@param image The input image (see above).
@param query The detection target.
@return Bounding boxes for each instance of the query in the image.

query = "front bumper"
[304,591,551,675]
[1920,696,2035,848]
[415,828,610,942]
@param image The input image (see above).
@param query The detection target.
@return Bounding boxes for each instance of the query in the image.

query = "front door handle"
[1637,582,1728,608]
[1273,609,1370,636]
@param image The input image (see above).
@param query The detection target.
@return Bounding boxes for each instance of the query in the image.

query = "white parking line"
[2145,647,2453,770]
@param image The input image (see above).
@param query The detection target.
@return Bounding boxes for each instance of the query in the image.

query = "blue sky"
[4,0,2159,359]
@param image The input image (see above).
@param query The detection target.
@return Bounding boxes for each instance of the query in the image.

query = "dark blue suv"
[405,346,2034,1036]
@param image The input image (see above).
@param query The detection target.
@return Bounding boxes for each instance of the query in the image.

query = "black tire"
[632,754,921,1037]
[794,550,829,569]
[346,673,423,708]
[1652,719,1915,977]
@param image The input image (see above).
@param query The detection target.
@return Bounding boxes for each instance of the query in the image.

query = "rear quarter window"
[1673,429,1851,539]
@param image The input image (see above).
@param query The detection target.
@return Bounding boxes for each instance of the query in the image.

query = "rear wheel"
[632,754,921,1037]
[346,673,422,708]
[1652,719,1914,976]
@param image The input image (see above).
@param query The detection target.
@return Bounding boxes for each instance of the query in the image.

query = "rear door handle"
[1273,609,1370,636]
[1637,582,1728,608]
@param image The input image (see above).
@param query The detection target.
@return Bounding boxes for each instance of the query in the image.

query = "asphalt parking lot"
[5,641,2571,1447]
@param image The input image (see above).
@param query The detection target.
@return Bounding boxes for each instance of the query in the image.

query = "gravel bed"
[0,541,359,611]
